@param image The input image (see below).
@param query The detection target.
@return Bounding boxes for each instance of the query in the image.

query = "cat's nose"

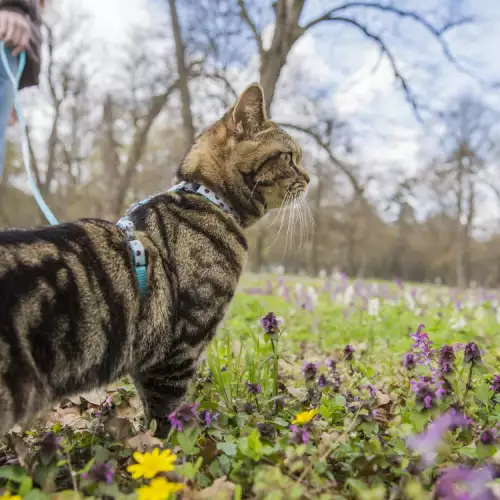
[302,170,310,184]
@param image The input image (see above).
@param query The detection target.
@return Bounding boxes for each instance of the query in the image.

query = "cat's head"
[177,83,310,227]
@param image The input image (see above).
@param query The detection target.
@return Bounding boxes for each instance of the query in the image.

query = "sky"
[32,0,500,226]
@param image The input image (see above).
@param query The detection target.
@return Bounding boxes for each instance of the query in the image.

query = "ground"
[1,275,500,499]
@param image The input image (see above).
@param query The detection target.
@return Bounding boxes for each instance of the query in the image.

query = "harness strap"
[118,181,235,300]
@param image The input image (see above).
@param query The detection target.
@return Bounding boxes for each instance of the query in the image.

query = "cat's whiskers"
[298,197,308,250]
[266,192,291,250]
[303,196,316,228]
[285,192,300,255]
[267,190,290,229]
[296,197,304,250]
[247,179,261,202]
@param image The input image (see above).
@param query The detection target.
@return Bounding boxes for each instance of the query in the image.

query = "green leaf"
[0,465,28,482]
[475,383,493,409]
[333,395,346,407]
[18,476,33,496]
[272,417,289,427]
[23,490,51,500]
[217,442,237,457]
[476,442,496,460]
[176,426,200,455]
[177,457,203,479]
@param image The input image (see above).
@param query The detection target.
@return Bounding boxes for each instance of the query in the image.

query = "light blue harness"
[117,181,236,299]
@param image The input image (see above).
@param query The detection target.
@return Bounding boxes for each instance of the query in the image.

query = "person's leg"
[0,46,19,181]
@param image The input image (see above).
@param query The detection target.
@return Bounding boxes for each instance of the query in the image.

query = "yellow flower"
[0,493,21,500]
[292,409,318,425]
[127,448,177,479]
[136,477,184,500]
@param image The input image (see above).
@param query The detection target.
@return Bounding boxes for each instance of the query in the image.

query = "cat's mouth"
[290,180,308,199]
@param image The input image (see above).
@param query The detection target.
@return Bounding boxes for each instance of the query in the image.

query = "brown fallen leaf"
[198,435,219,464]
[55,407,88,430]
[182,476,236,500]
[7,432,31,469]
[67,388,108,406]
[287,387,306,400]
[376,391,391,406]
[115,394,143,420]
[104,416,133,441]
[125,430,163,452]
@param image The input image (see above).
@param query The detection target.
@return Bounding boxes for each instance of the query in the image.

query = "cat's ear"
[231,83,267,136]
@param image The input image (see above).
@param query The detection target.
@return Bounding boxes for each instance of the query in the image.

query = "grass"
[1,275,500,499]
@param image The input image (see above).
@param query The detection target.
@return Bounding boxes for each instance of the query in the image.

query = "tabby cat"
[0,83,309,436]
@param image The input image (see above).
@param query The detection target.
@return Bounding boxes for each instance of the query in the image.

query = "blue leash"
[0,41,58,226]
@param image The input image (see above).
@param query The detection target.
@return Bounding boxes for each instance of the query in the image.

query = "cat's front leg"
[133,351,199,438]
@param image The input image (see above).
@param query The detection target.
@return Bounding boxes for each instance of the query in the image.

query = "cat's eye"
[281,153,292,163]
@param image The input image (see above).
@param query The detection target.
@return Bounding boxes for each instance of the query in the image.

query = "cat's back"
[0,219,141,420]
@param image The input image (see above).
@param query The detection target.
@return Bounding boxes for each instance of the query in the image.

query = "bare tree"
[168,0,196,149]
[423,97,495,287]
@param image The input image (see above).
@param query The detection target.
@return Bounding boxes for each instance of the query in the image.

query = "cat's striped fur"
[0,83,309,436]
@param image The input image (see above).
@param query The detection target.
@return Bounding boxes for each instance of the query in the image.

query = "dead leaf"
[116,394,143,420]
[7,432,31,468]
[104,417,133,441]
[287,387,306,400]
[55,407,88,430]
[67,388,108,406]
[198,436,218,464]
[182,476,236,500]
[125,430,162,452]
[376,391,391,406]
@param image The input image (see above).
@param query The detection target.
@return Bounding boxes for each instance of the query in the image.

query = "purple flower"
[168,402,200,432]
[38,433,62,465]
[362,384,377,398]
[318,374,329,387]
[435,465,494,499]
[289,425,309,444]
[302,362,319,381]
[261,312,279,335]
[82,463,113,484]
[199,410,219,428]
[439,345,455,368]
[402,352,416,370]
[242,402,254,414]
[245,381,262,395]
[411,377,436,409]
[435,375,452,399]
[343,345,355,361]
[325,359,337,373]
[409,324,434,363]
[480,429,497,445]
[464,342,481,364]
[490,374,500,393]
[257,422,276,440]
[407,410,469,467]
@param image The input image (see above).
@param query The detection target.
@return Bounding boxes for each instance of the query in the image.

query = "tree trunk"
[169,0,195,150]
[455,158,466,289]
[259,0,303,114]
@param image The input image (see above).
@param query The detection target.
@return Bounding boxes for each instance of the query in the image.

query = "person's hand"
[0,11,31,56]
[8,108,17,126]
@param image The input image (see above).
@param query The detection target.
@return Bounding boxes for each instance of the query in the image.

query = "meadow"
[1,274,500,499]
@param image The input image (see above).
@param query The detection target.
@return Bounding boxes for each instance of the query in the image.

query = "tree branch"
[325,16,422,120]
[279,121,365,197]
[237,0,264,57]
[112,81,179,218]
[301,2,473,77]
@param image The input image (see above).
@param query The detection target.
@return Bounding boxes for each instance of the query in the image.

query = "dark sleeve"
[0,0,38,21]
